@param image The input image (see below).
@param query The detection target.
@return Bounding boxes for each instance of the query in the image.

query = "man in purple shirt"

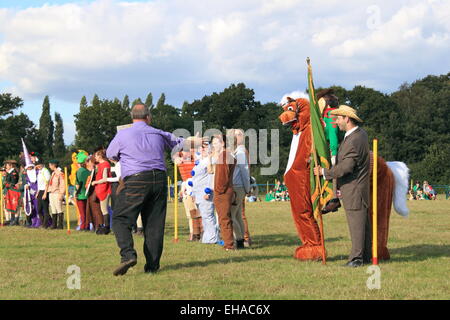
[107,104,198,276]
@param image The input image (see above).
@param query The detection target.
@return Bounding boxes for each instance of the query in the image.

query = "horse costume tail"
[386,161,410,217]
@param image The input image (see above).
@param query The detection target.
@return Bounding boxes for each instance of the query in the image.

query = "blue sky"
[1,0,449,144]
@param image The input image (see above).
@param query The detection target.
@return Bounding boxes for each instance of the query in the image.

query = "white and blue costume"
[191,156,219,244]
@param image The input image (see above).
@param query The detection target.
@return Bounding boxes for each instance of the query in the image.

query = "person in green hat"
[75,152,90,231]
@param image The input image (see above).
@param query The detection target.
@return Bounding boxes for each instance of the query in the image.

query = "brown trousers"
[214,188,234,249]
[85,191,103,230]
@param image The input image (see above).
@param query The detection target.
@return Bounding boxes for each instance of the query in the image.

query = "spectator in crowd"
[423,181,437,200]
[412,181,421,200]
[75,152,90,231]
[91,148,112,235]
[47,160,66,229]
[228,129,250,249]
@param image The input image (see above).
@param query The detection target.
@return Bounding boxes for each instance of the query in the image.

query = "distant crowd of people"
[0,148,127,234]
[408,180,437,200]
[265,180,290,202]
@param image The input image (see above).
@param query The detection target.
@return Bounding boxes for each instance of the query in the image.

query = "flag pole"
[307,57,326,265]
[312,144,326,265]
[64,167,71,235]
[372,139,378,265]
[173,164,179,243]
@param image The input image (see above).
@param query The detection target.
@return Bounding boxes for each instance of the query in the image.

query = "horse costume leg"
[369,155,394,260]
[284,132,323,261]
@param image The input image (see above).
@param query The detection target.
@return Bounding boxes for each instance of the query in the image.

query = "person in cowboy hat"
[314,105,371,267]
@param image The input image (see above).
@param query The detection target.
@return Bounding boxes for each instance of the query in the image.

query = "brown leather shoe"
[321,198,341,214]
[113,259,137,276]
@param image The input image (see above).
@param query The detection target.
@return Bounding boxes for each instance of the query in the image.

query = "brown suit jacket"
[324,127,370,210]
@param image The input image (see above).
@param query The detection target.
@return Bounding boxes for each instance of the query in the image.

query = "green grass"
[0,199,449,299]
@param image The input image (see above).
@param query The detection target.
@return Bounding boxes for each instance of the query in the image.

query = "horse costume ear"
[286,97,295,103]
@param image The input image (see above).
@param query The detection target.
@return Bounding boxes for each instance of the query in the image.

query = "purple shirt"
[106,121,184,178]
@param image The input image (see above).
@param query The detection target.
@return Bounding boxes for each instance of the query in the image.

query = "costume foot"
[294,245,324,261]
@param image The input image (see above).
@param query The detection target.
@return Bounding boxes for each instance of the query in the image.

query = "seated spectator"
[423,181,437,200]
[408,188,415,200]
[412,181,421,200]
[265,191,276,202]
[416,188,424,200]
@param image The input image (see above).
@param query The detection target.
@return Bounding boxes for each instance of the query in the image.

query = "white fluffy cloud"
[0,0,449,105]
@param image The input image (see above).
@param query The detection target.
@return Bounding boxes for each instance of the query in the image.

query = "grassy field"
[0,199,449,300]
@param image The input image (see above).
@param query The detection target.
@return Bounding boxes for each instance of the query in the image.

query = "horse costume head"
[278,97,310,135]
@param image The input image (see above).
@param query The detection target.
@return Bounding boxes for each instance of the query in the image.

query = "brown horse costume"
[279,97,409,261]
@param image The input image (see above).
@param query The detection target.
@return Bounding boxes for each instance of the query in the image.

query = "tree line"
[0,94,65,163]
[1,72,449,186]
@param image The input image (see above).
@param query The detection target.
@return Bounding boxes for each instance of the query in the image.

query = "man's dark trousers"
[113,170,167,272]
[37,190,50,227]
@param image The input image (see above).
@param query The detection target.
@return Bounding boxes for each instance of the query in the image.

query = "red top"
[95,161,112,201]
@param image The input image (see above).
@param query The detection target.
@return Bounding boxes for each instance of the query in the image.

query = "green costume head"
[76,152,88,164]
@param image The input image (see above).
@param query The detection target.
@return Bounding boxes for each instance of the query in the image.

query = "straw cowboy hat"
[3,159,18,165]
[330,105,363,123]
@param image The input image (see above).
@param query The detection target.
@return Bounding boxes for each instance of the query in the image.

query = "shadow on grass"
[249,234,344,249]
[387,244,450,262]
[162,254,291,271]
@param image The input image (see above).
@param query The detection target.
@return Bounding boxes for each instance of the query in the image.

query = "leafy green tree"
[409,143,450,185]
[156,93,165,109]
[0,93,23,117]
[0,113,43,163]
[145,93,154,110]
[74,95,132,152]
[38,95,54,159]
[131,98,143,107]
[122,95,130,111]
[80,95,88,109]
[53,112,66,158]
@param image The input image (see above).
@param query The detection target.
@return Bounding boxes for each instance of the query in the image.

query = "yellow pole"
[0,177,4,226]
[266,181,269,194]
[173,164,179,242]
[167,176,171,201]
[372,139,378,265]
[64,167,71,235]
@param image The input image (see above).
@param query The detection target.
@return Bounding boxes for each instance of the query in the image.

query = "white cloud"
[0,0,448,106]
